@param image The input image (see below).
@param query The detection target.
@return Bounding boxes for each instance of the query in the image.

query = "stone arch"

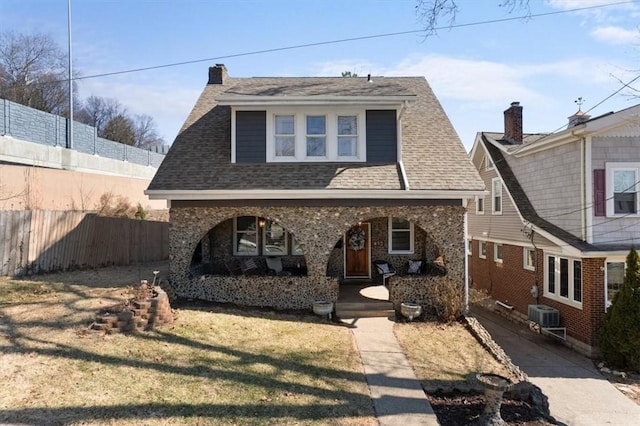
[169,207,306,282]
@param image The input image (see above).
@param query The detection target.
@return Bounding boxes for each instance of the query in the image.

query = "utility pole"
[67,0,74,149]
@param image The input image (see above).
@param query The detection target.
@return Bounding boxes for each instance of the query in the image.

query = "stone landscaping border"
[91,287,173,333]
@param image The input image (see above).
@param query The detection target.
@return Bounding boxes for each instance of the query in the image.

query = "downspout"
[464,211,469,313]
[584,136,593,243]
[397,101,410,190]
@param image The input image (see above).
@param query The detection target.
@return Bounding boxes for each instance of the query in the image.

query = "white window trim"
[478,240,487,259]
[233,216,259,256]
[476,196,485,215]
[544,254,582,308]
[605,258,626,310]
[494,243,503,263]
[262,220,289,256]
[605,162,640,217]
[265,107,366,162]
[492,177,503,215]
[523,247,535,271]
[468,239,472,256]
[388,216,414,254]
[486,155,495,170]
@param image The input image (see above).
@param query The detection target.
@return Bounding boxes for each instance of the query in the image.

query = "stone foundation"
[177,275,338,310]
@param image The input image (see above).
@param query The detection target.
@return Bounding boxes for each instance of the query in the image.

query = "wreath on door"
[348,228,366,251]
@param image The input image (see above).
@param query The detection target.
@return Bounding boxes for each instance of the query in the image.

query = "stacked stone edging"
[92,287,173,333]
[464,315,553,420]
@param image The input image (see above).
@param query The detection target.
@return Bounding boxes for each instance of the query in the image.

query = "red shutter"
[594,169,605,216]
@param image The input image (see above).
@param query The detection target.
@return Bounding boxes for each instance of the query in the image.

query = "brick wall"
[470,240,607,353]
[469,241,537,313]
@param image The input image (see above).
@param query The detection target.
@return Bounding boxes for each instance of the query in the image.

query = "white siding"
[507,141,583,237]
[591,135,640,246]
[468,147,535,245]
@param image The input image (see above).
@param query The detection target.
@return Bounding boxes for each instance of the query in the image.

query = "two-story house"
[146,64,484,313]
[468,101,640,356]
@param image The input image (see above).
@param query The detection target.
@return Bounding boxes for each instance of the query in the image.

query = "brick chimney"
[208,64,227,85]
[504,101,523,144]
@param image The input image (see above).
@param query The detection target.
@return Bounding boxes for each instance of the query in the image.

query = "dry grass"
[0,263,375,426]
[394,321,512,384]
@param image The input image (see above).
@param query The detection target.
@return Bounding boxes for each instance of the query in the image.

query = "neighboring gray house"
[468,102,640,356]
[146,64,484,312]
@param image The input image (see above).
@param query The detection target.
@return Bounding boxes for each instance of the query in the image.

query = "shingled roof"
[148,71,483,194]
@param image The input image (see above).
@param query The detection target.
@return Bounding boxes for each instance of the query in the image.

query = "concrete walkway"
[346,316,439,426]
[472,307,640,425]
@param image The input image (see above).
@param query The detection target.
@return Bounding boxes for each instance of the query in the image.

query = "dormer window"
[275,115,295,157]
[265,107,366,162]
[338,115,358,156]
[306,115,326,157]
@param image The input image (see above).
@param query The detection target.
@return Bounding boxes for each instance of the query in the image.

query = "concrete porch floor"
[336,282,393,319]
[338,282,389,303]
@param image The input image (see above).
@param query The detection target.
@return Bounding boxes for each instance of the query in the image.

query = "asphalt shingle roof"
[148,74,484,193]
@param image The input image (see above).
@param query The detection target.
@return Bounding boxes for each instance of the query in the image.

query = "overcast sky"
[2,0,639,150]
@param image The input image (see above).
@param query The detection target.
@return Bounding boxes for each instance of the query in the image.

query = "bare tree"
[132,114,165,148]
[76,95,128,134]
[415,0,529,35]
[102,114,135,145]
[0,31,73,115]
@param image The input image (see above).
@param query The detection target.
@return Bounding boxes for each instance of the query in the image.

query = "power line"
[65,0,635,82]
[522,72,640,142]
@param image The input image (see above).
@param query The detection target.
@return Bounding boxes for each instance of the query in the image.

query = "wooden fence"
[0,210,168,276]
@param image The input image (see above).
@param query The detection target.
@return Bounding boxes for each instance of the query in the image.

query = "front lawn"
[0,264,375,425]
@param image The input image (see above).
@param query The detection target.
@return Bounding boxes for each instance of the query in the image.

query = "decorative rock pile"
[92,286,173,333]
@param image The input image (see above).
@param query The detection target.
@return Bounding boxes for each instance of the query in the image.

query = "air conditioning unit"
[528,305,560,328]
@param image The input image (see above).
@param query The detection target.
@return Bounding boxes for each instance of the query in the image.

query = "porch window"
[234,216,258,256]
[263,220,288,256]
[292,236,305,255]
[388,217,414,254]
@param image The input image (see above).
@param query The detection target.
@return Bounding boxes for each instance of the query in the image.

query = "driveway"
[472,306,640,425]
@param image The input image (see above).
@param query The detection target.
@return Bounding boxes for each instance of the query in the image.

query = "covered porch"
[168,203,466,312]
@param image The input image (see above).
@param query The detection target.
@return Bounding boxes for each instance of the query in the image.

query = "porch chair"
[265,257,292,276]
[407,259,425,275]
[240,258,259,275]
[373,260,396,287]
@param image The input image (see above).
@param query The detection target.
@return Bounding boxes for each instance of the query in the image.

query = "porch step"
[336,301,395,318]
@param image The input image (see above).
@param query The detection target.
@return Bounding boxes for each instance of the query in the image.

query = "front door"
[344,223,371,278]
